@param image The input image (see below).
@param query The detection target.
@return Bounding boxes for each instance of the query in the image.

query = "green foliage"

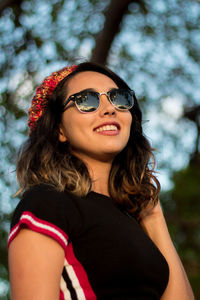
[172,162,200,215]
[161,155,200,299]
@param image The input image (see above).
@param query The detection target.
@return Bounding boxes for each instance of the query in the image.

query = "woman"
[8,62,194,299]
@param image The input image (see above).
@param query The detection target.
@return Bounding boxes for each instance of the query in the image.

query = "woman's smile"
[94,121,120,135]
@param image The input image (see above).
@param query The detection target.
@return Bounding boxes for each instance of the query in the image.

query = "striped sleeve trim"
[8,211,69,251]
[60,242,97,300]
[60,287,72,300]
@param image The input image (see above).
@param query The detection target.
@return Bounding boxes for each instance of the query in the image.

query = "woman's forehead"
[66,71,118,94]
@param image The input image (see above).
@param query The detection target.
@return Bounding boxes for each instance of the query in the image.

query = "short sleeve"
[8,184,75,252]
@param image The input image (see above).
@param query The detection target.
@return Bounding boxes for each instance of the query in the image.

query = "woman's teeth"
[96,125,118,132]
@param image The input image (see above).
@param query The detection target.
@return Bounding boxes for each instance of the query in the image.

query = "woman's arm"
[140,201,194,300]
[8,228,65,300]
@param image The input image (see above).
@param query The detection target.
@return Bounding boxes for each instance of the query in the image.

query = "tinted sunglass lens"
[110,90,133,110]
[75,92,99,112]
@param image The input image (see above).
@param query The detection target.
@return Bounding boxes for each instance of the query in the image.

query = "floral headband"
[28,65,77,133]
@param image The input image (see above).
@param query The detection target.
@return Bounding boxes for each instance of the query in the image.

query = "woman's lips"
[94,123,120,136]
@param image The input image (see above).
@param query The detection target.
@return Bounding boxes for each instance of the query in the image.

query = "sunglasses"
[63,88,135,113]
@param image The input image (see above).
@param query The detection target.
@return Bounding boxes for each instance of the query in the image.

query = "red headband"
[28,65,77,133]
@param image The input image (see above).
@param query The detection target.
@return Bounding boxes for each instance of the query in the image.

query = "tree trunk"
[90,0,144,65]
[0,0,23,15]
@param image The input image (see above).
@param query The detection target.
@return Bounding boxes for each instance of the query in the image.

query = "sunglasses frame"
[63,88,135,113]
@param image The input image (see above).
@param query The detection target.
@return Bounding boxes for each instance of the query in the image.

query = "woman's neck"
[89,160,111,196]
[82,157,112,196]
[72,151,113,197]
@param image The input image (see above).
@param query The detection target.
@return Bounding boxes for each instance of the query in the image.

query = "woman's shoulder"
[8,184,82,250]
[22,183,66,199]
[19,183,77,207]
[13,183,79,220]
[9,184,81,243]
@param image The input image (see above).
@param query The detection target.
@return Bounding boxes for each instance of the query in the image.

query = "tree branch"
[90,0,145,65]
[0,0,23,16]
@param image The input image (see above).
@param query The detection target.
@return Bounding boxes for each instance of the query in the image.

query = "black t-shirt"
[8,184,169,299]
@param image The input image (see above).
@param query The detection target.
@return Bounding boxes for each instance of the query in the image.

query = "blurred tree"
[0,0,199,298]
[161,106,200,298]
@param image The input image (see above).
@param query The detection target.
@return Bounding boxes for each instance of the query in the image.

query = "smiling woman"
[8,62,194,300]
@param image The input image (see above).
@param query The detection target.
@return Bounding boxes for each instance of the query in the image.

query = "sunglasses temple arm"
[63,97,73,111]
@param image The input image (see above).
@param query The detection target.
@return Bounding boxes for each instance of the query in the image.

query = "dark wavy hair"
[16,62,160,221]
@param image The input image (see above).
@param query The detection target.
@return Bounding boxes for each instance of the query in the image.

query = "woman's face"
[59,71,132,163]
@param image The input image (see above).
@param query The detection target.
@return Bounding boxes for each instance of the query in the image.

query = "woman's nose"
[99,94,116,116]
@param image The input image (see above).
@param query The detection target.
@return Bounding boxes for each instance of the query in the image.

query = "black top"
[8,184,169,300]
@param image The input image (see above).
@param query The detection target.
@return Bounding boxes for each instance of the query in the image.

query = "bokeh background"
[0,0,200,299]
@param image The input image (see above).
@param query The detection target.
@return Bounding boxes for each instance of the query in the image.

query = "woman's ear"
[59,126,67,142]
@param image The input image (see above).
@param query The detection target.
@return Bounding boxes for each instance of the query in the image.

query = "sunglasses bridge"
[97,91,115,102]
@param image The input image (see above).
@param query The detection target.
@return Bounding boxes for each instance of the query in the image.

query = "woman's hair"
[16,62,160,221]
